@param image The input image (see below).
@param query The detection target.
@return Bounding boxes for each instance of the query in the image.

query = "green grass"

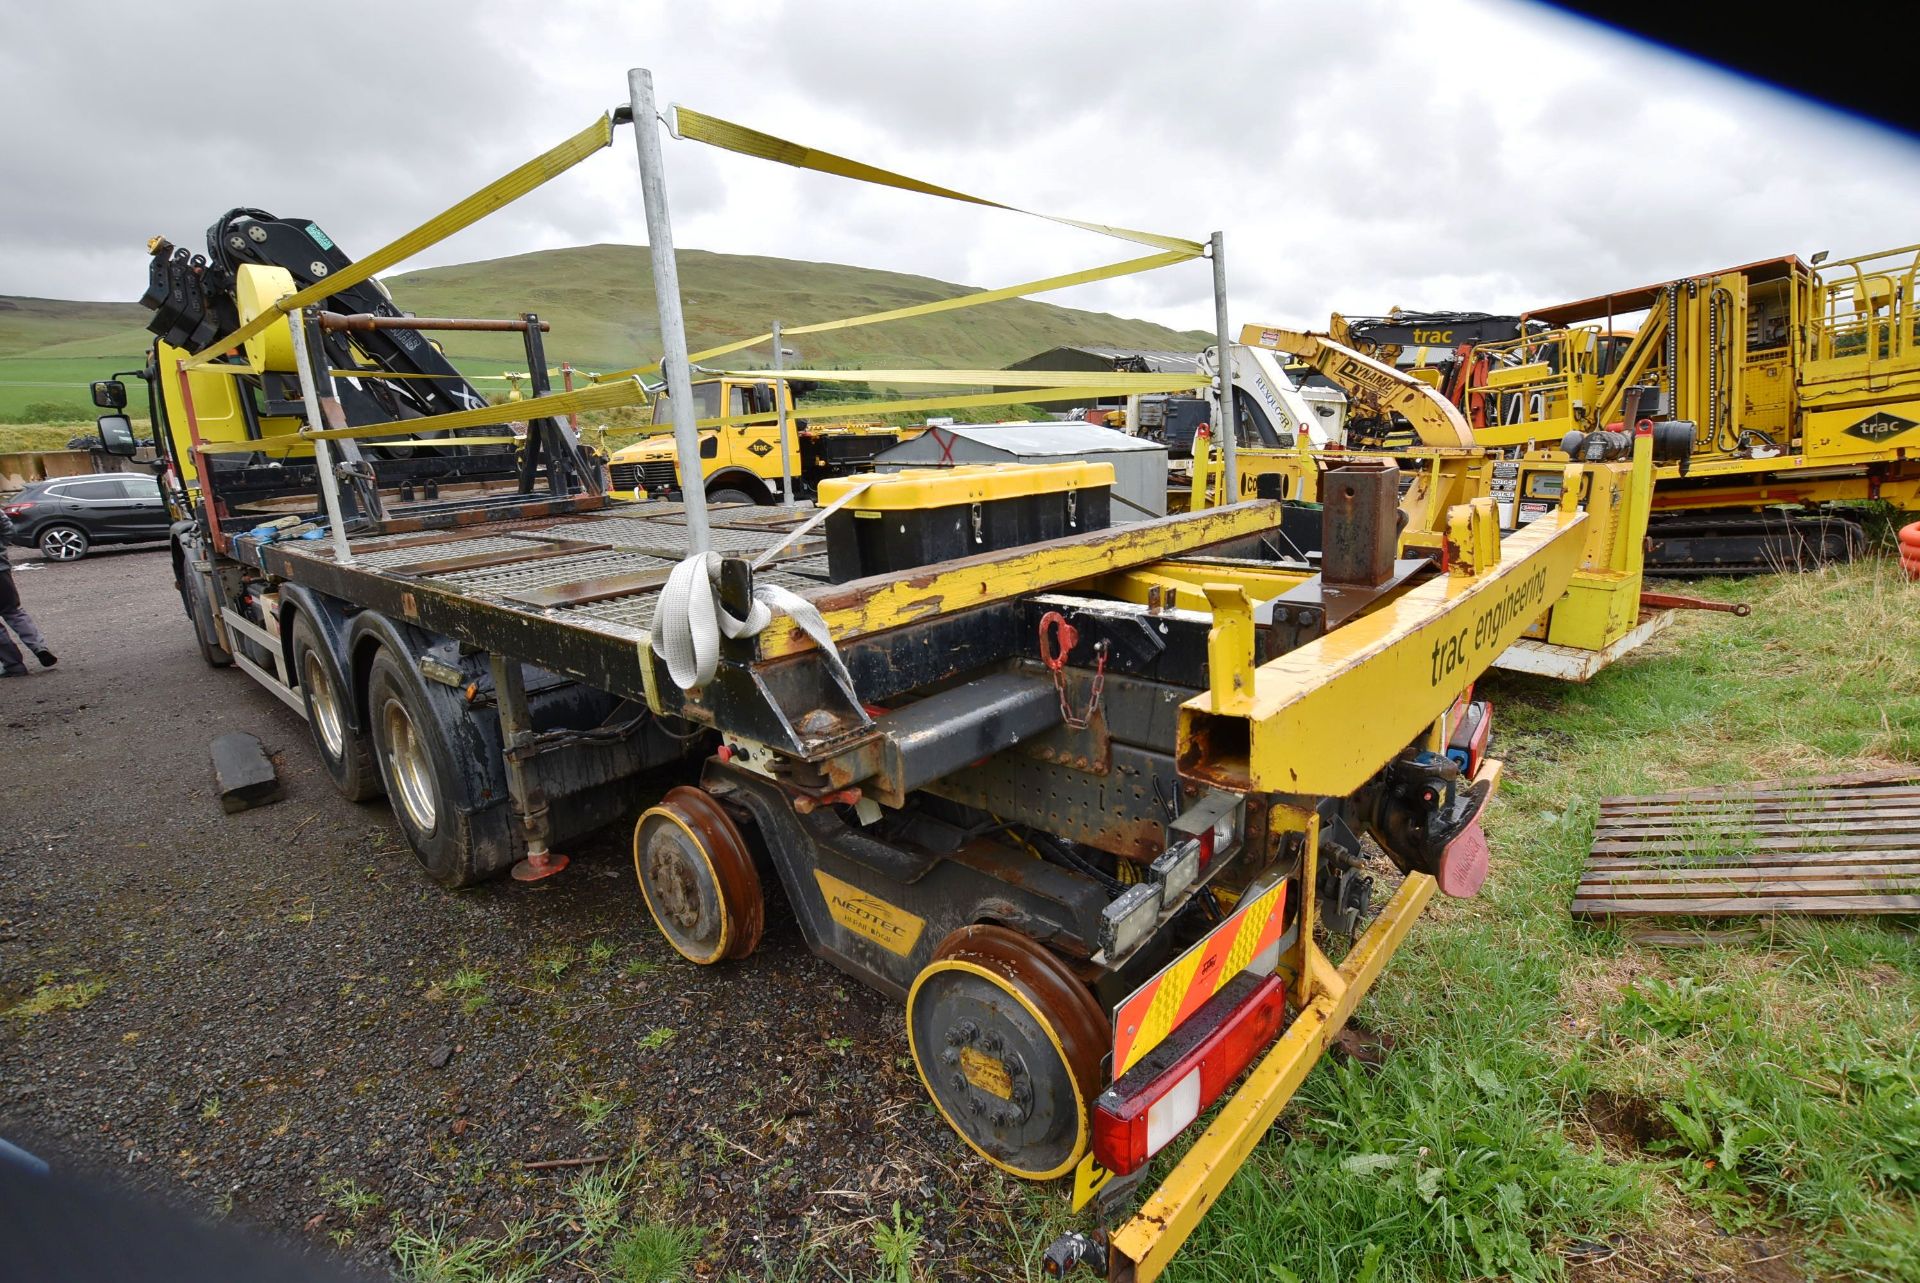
[608,1221,701,1283]
[1121,558,1920,1282]
[4,976,108,1018]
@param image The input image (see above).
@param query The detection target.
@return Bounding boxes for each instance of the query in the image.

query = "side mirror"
[91,380,128,410]
[96,414,138,458]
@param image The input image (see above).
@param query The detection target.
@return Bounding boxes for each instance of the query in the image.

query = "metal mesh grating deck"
[346,535,551,569]
[557,568,826,632]
[432,550,673,595]
[527,518,798,558]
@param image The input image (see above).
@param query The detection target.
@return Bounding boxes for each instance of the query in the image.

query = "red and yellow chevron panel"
[1111,880,1289,1078]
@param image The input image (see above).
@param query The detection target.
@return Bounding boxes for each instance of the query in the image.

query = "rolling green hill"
[0,244,1207,422]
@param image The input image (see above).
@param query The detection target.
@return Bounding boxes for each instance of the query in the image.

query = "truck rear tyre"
[366,647,500,888]
[707,488,757,507]
[905,925,1109,1181]
[291,614,382,802]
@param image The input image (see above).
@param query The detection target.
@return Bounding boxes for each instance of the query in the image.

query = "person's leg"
[0,574,24,674]
[0,569,51,666]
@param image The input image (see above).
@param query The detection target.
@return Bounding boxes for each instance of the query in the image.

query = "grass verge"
[1079,557,1919,1282]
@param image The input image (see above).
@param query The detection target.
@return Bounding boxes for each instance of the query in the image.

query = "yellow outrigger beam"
[1105,507,1584,1280]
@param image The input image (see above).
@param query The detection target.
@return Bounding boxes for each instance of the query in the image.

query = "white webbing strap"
[651,551,856,695]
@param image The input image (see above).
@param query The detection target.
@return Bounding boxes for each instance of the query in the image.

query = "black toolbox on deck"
[818,463,1114,583]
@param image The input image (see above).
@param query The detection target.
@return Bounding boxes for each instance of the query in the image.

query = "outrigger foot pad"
[511,850,570,881]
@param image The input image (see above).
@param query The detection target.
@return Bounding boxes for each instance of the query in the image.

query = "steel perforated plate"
[780,554,834,580]
[348,535,550,569]
[522,518,802,559]
[433,550,673,595]
[557,568,826,633]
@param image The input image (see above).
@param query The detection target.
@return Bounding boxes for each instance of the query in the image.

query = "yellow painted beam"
[1177,509,1587,796]
[755,502,1284,657]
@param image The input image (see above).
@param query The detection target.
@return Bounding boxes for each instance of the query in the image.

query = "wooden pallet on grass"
[1571,768,1920,919]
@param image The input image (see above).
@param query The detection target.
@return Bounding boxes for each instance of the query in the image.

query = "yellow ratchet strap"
[298,378,650,442]
[181,114,618,370]
[593,248,1195,384]
[672,107,1204,256]
[707,367,1207,390]
[193,436,521,454]
[635,375,1210,433]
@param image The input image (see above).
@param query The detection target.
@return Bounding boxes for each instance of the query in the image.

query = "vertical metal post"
[1211,231,1238,499]
[771,320,795,507]
[627,67,709,552]
[290,310,354,565]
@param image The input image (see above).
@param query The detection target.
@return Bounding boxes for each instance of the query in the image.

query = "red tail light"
[2,501,34,518]
[1092,973,1287,1176]
[1446,700,1492,776]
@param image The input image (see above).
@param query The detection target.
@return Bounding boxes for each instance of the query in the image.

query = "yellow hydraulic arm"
[1240,323,1475,448]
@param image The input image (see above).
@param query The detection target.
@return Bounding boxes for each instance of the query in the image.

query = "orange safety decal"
[1110,879,1288,1079]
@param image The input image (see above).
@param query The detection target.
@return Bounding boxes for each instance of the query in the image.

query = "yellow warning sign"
[959,1047,1013,1100]
[813,869,927,957]
[1071,1151,1114,1212]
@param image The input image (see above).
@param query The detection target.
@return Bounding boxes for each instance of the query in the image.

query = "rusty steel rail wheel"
[633,786,765,964]
[906,925,1110,1181]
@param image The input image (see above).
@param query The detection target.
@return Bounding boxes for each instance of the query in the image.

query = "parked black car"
[1,472,170,560]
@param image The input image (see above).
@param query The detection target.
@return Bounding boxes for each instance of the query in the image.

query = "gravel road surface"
[0,546,1035,1280]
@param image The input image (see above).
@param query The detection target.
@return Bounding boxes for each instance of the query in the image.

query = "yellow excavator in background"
[1182,324,1738,681]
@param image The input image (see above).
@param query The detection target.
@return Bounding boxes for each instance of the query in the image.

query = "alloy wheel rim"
[381,697,437,831]
[43,529,84,559]
[304,651,346,757]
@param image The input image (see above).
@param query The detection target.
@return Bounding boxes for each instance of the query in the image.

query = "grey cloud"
[2,0,1917,347]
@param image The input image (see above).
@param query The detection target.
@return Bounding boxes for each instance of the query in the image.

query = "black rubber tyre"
[38,524,89,561]
[180,564,232,668]
[708,488,757,507]
[290,613,382,802]
[366,647,507,888]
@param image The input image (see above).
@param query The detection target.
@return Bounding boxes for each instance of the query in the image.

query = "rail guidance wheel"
[906,925,1109,1181]
[634,787,764,965]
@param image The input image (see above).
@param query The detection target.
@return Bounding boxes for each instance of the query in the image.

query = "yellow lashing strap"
[631,376,1210,433]
[594,248,1197,385]
[706,367,1206,391]
[299,377,651,441]
[194,436,520,454]
[181,114,618,370]
[673,107,1205,256]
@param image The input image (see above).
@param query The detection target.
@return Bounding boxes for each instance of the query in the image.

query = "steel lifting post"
[773,319,796,508]
[1210,231,1237,499]
[627,67,710,553]
[290,309,355,566]
[489,653,568,882]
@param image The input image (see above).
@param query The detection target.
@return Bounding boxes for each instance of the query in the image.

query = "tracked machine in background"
[1172,324,1727,681]
[1461,246,1920,573]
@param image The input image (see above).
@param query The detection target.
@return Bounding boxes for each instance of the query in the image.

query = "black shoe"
[1,667,26,678]
[32,649,55,668]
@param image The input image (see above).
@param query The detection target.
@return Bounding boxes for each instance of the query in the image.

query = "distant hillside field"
[0,244,1206,422]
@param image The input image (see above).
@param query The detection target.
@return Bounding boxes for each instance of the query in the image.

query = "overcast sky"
[5,1,1918,337]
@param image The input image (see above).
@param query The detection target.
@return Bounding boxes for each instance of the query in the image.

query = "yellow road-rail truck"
[604,375,910,504]
[1179,325,1719,682]
[1407,245,1920,572]
[106,96,1598,1280]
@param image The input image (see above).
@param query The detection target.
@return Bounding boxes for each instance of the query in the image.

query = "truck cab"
[606,376,907,504]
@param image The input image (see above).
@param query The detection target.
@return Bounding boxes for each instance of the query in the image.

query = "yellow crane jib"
[1239,323,1476,448]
